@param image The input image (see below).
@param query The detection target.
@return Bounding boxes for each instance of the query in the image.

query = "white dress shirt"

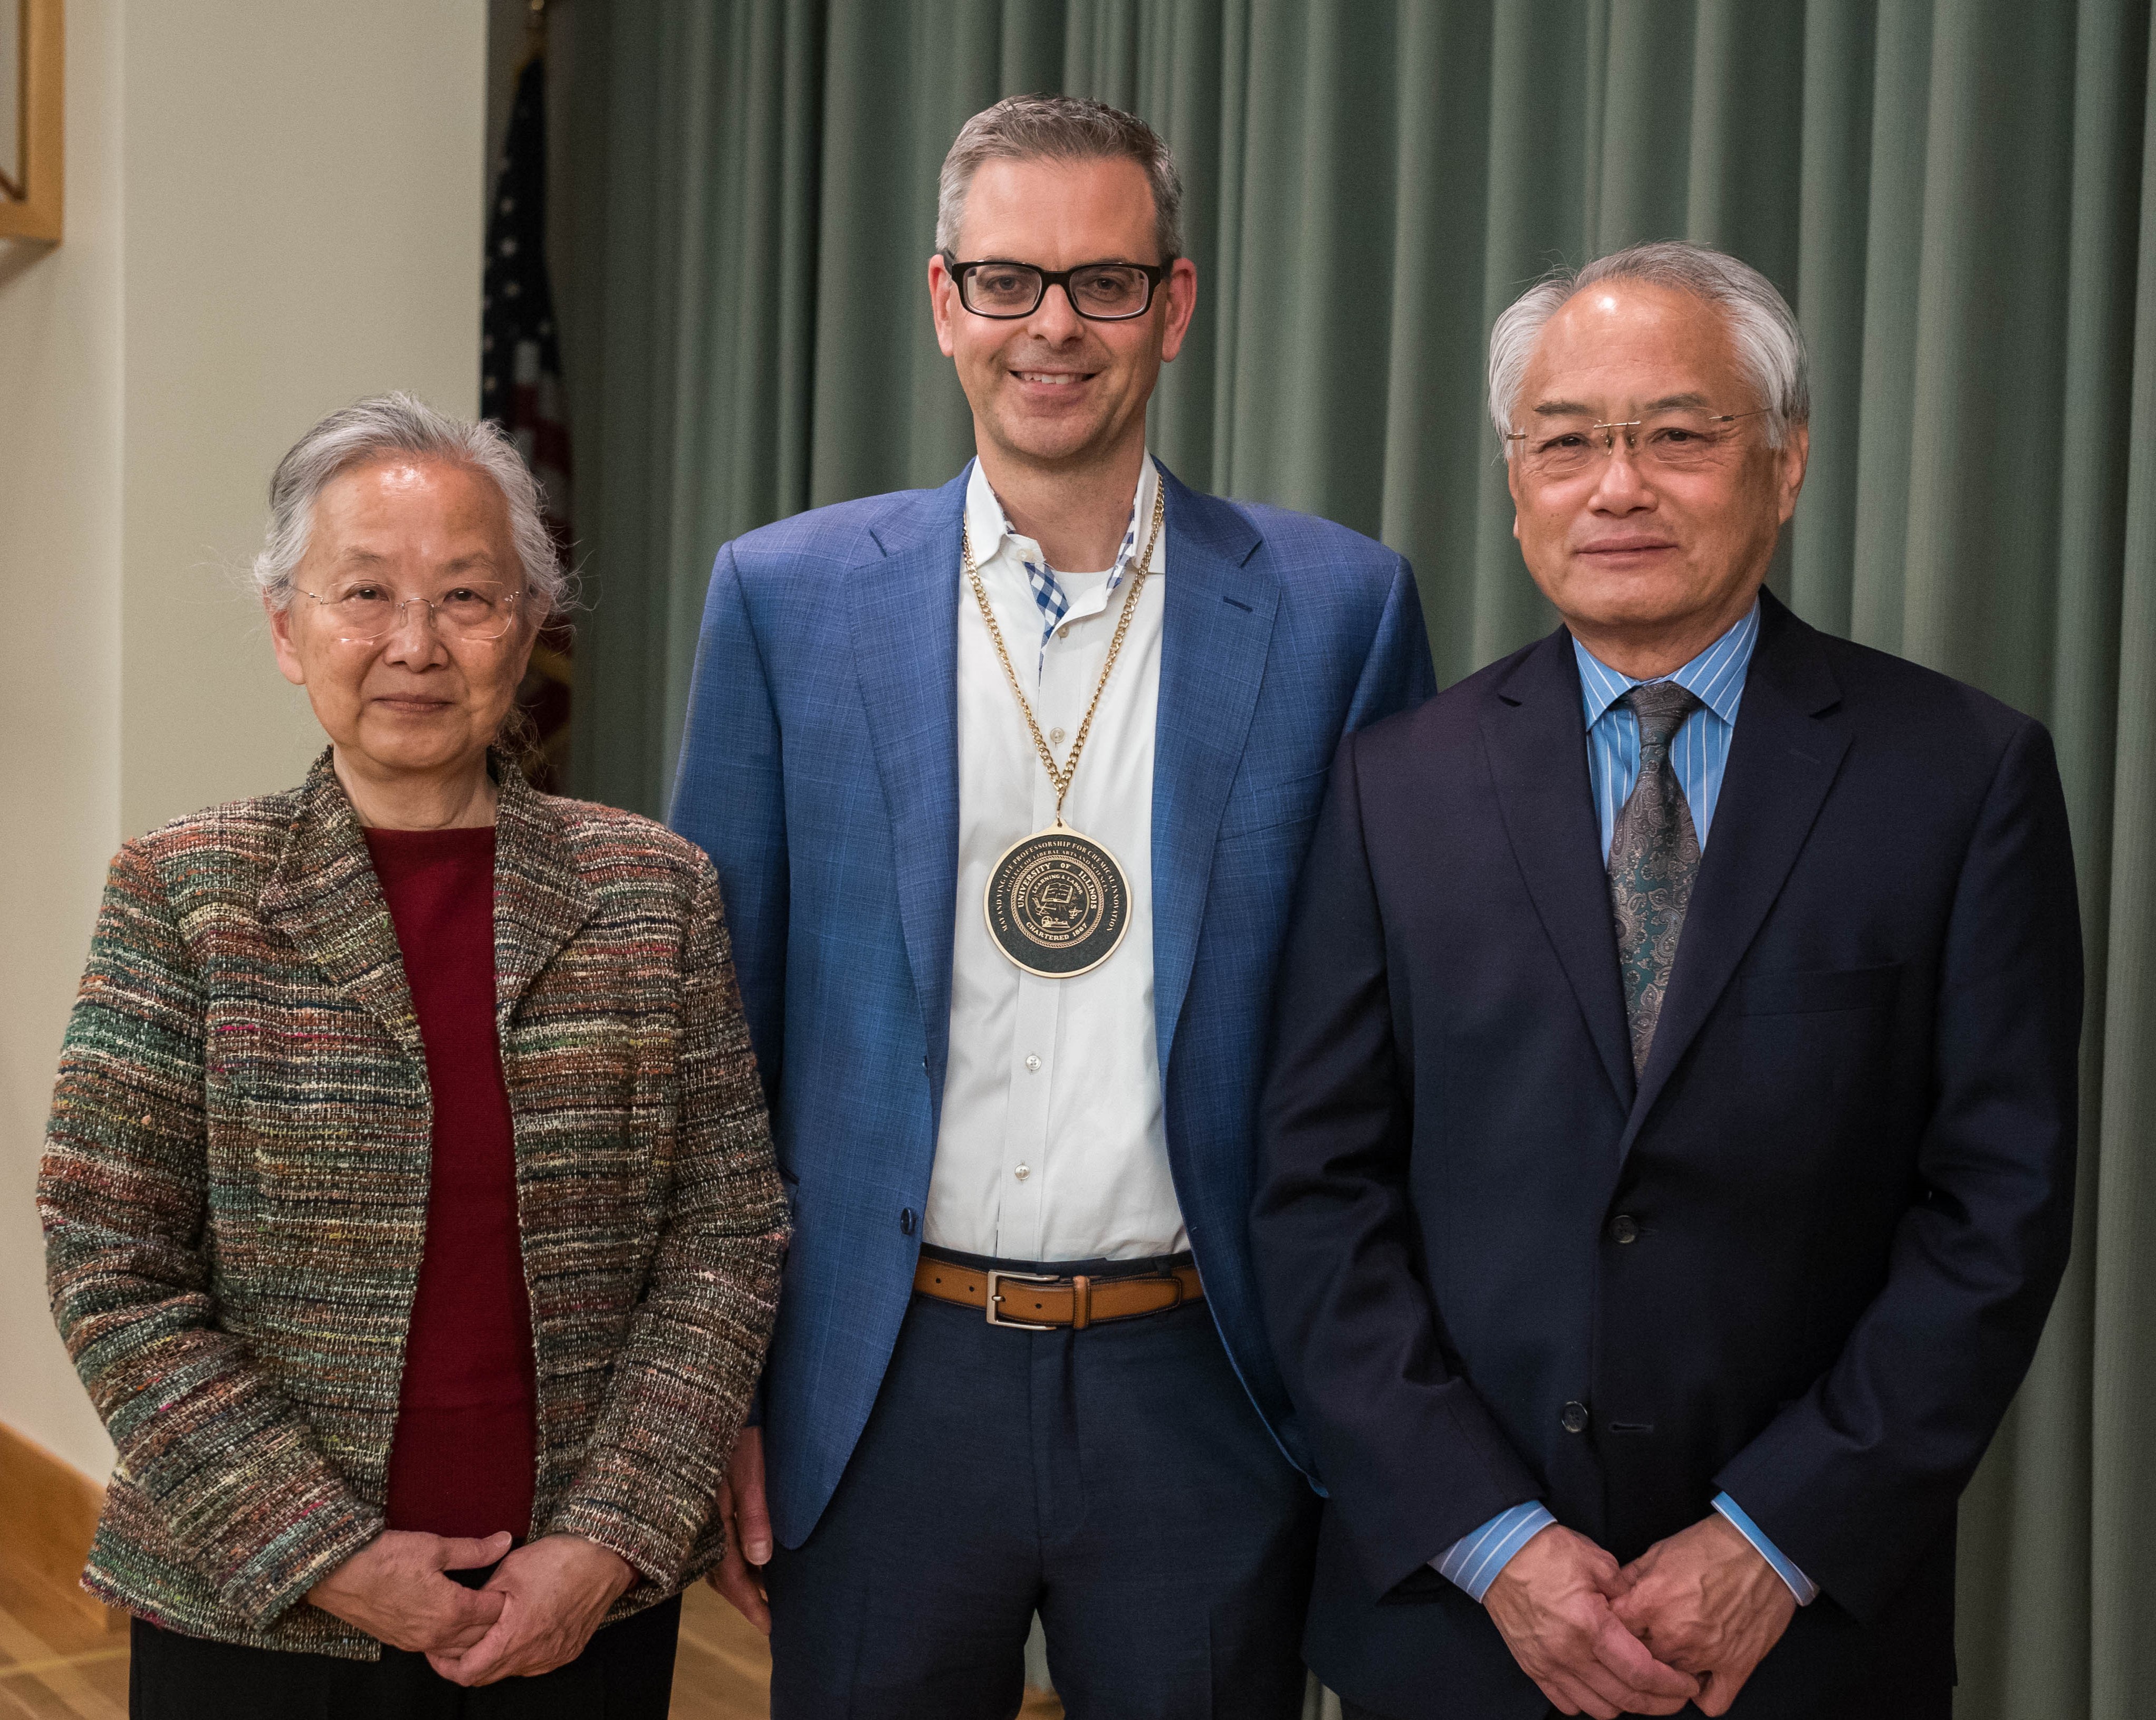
[923,455,1187,1264]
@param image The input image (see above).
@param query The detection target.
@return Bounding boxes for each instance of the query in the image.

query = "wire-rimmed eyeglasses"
[1503,407,1769,481]
[293,581,528,645]
[941,251,1173,321]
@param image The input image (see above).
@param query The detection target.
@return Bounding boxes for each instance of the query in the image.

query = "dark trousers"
[765,1290,1320,1720]
[128,1593,679,1718]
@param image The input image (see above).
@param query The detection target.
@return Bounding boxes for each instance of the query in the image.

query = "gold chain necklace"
[962,482,1166,977]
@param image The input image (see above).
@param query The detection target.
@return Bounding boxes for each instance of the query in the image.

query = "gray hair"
[251,392,568,619]
[1488,241,1811,449]
[937,93,1183,262]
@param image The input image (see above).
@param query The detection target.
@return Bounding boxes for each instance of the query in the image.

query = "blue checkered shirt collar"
[962,455,1160,660]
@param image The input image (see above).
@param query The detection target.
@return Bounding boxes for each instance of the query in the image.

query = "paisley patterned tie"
[1607,681,1703,1073]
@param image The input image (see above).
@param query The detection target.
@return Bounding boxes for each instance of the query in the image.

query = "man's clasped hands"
[1483,1515,1797,1719]
[306,1529,635,1686]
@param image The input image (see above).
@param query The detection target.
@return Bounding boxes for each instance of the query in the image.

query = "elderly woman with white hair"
[38,395,788,1716]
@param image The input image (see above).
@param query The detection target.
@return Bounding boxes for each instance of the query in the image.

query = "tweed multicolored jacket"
[37,749,788,1659]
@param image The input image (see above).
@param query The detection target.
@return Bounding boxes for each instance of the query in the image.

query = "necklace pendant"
[983,823,1130,977]
[963,481,1161,981]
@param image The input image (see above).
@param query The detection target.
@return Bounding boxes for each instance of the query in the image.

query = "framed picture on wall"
[0,0,61,244]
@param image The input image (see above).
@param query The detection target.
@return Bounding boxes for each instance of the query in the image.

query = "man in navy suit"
[670,94,1434,1718]
[1253,241,2081,1719]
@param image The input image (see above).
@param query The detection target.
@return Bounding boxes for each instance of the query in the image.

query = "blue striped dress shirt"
[1574,598,1758,860]
[1432,598,1818,1608]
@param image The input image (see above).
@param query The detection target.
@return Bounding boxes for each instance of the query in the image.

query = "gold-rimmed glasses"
[1504,407,1769,482]
[293,580,527,645]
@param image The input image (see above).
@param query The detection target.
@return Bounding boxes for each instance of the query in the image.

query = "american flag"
[482,49,575,793]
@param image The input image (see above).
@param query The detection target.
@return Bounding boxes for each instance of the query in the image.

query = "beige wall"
[0,0,486,1480]
[0,0,126,1484]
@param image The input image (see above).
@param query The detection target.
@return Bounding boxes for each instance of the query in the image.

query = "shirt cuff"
[1712,1492,1819,1606]
[1432,1501,1556,1601]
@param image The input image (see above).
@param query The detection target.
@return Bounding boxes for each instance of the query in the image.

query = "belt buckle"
[984,1269,1059,1330]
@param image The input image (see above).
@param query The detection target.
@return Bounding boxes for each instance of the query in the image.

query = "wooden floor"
[0,1552,128,1720]
[0,1546,1061,1719]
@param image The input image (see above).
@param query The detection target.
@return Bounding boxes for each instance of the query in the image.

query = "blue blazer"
[1252,594,2081,1717]
[671,463,1437,1545]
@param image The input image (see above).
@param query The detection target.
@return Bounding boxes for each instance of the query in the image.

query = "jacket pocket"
[238,1090,429,1247]
[1739,962,1901,1017]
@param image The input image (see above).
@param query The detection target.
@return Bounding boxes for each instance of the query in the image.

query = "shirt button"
[1025,1055,1041,1072]
[1049,728,1065,745]
[1611,1214,1640,1244]
[1014,1164,1031,1181]
[1561,1400,1590,1435]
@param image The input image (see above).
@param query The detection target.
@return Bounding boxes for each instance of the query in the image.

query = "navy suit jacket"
[671,463,1436,1546]
[1252,594,2080,1717]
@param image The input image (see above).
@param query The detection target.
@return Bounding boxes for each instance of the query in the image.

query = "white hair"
[251,392,569,619]
[1488,240,1812,450]
[937,93,1183,261]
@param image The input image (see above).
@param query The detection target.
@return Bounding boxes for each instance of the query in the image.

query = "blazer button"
[1561,1401,1590,1435]
[898,1208,916,1236]
[1611,1214,1640,1244]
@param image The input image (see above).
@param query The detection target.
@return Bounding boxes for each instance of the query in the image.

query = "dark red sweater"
[365,827,538,1542]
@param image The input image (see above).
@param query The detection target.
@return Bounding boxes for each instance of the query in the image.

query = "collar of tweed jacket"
[258,747,593,1059]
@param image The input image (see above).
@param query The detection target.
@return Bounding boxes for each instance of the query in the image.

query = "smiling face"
[928,153,1196,475]
[1507,280,1807,671]
[268,456,535,796]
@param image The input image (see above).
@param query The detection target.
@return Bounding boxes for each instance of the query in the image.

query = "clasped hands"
[308,1528,635,1686]
[1483,1515,1796,1718]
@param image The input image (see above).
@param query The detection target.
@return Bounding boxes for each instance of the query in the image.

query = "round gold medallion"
[984,825,1130,978]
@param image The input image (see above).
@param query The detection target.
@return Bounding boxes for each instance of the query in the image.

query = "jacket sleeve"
[547,859,790,1587]
[1714,716,2082,1622]
[670,539,790,1111]
[1343,553,1439,733]
[38,841,381,1628]
[1251,733,1544,1598]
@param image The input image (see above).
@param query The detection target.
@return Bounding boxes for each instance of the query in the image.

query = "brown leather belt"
[913,1256,1204,1330]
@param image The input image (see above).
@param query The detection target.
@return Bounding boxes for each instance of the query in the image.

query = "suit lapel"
[1479,633,1635,1108]
[491,759,593,1030]
[256,749,425,1065]
[847,472,967,1101]
[1617,596,1852,1156]
[1151,468,1276,1079]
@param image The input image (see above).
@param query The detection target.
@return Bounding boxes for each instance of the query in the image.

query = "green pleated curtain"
[558,3,2156,1713]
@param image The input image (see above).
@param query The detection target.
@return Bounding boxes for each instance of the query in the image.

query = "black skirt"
[128,1593,681,1718]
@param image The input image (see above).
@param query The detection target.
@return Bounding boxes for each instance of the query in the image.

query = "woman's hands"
[307,1530,514,1655]
[309,1529,635,1685]
[426,1533,637,1686]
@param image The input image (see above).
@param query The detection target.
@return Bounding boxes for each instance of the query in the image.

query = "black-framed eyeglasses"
[941,251,1173,321]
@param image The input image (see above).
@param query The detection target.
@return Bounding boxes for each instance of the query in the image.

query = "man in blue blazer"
[670,94,1433,1718]
[1253,242,2080,1719]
